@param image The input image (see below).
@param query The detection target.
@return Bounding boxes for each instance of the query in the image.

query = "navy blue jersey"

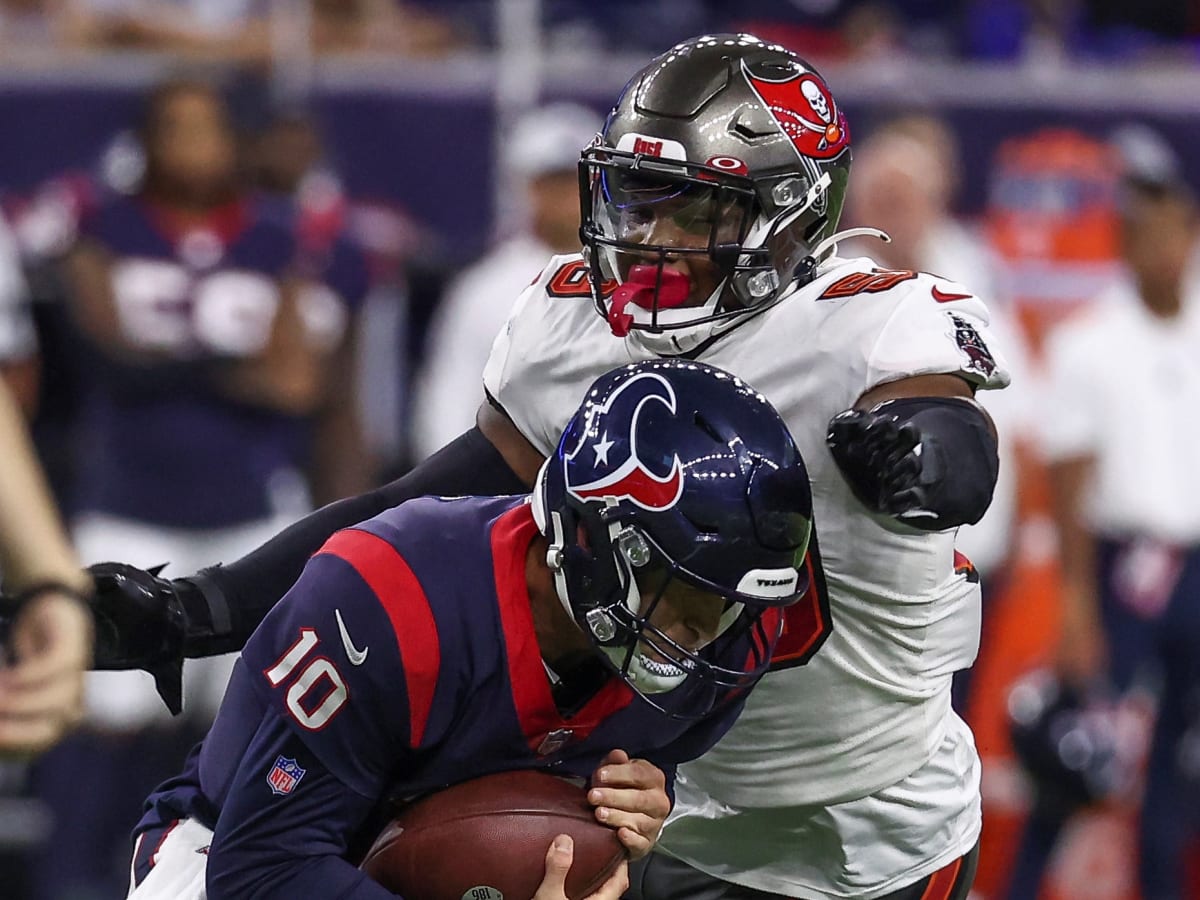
[138,496,754,899]
[257,191,372,312]
[73,194,315,528]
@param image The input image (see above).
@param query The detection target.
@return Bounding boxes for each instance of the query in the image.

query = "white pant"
[74,511,302,730]
[128,817,212,900]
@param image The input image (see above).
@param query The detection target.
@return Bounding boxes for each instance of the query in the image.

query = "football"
[359,769,626,900]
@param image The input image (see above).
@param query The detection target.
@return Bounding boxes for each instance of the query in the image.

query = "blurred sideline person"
[409,102,599,461]
[31,77,360,900]
[0,379,93,757]
[245,105,377,503]
[245,102,425,477]
[87,35,1008,899]
[1022,127,1200,900]
[843,113,1035,711]
[0,208,39,414]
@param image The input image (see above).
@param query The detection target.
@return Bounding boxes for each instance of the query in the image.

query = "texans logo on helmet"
[741,62,849,160]
[565,372,684,511]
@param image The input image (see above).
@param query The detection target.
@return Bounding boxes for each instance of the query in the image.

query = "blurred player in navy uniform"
[30,76,366,900]
[126,359,815,900]
[246,104,378,503]
[85,35,1006,899]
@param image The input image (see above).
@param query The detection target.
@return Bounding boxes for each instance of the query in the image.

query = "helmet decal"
[615,132,687,161]
[565,372,684,511]
[705,155,749,175]
[741,61,849,160]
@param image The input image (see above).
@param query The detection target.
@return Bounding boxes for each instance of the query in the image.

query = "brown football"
[358,769,626,900]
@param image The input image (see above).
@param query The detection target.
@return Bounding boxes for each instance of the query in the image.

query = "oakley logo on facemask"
[566,372,684,511]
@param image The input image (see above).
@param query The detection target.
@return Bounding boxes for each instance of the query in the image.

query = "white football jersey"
[484,253,1009,895]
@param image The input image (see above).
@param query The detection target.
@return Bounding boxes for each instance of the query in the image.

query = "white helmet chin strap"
[533,459,577,627]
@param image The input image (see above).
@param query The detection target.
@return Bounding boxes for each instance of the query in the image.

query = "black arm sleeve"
[184,426,530,656]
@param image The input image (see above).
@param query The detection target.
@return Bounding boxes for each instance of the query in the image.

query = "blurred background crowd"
[3,1,1200,899]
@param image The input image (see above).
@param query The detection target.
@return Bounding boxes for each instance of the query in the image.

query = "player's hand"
[534,834,630,900]
[87,562,187,714]
[588,748,670,860]
[0,590,92,756]
[826,409,925,516]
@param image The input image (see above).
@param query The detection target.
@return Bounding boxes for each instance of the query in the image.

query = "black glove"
[88,562,189,715]
[826,408,930,518]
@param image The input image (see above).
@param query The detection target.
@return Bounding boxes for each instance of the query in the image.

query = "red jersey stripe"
[317,529,440,748]
[918,855,963,900]
[489,504,635,753]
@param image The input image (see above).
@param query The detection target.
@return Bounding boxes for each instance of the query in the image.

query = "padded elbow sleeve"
[827,396,999,531]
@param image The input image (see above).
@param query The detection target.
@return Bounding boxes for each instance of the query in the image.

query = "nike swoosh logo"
[931,285,973,303]
[335,609,369,666]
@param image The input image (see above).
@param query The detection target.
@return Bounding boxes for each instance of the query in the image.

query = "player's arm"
[826,372,1000,530]
[206,542,431,898]
[206,715,397,900]
[477,396,551,485]
[85,414,532,711]
[212,276,327,417]
[0,380,93,755]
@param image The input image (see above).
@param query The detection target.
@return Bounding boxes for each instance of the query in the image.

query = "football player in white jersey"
[75,34,1006,900]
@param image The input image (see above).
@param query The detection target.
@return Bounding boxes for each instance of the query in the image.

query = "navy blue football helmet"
[532,359,814,717]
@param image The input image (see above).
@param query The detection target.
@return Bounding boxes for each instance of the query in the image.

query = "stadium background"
[3,1,1200,898]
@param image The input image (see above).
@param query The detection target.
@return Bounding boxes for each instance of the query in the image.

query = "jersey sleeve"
[864,278,1012,395]
[206,708,397,900]
[482,254,597,456]
[240,526,450,799]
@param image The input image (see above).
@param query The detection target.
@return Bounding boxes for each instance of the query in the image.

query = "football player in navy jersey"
[126,359,814,900]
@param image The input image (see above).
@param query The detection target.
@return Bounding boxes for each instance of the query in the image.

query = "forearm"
[0,383,88,592]
[187,425,529,655]
[207,720,397,900]
[1047,457,1100,617]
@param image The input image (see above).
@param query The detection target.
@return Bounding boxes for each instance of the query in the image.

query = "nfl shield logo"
[266,756,306,796]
